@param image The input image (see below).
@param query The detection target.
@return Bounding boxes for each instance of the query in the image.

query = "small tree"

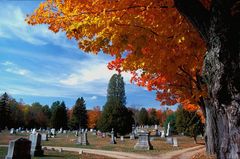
[70,97,87,130]
[87,106,101,129]
[97,74,134,136]
[176,105,204,143]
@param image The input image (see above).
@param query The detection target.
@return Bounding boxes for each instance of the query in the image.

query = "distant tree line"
[0,92,90,130]
[0,73,204,140]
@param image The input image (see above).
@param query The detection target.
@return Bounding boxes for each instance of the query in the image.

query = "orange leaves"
[87,106,101,129]
[27,0,207,111]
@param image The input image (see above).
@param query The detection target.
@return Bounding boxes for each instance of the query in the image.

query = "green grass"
[33,150,80,159]
[0,147,8,159]
[0,130,205,156]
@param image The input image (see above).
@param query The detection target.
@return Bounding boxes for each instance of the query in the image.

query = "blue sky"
[0,1,176,110]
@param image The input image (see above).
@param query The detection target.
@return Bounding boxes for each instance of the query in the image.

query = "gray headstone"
[76,135,82,144]
[82,132,89,145]
[134,132,153,150]
[29,133,44,156]
[166,137,173,144]
[41,133,48,141]
[5,138,31,159]
[130,133,135,140]
[110,128,116,144]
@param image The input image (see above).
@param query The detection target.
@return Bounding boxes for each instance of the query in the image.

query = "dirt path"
[43,145,205,159]
[0,144,205,159]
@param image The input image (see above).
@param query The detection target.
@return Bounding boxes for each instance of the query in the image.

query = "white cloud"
[0,5,76,48]
[59,57,132,87]
[90,96,97,100]
[2,61,30,76]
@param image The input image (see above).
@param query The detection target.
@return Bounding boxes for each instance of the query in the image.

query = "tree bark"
[175,0,240,158]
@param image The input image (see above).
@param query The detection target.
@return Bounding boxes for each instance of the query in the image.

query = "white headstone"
[32,129,36,134]
[166,122,170,136]
[29,133,44,156]
[161,130,165,138]
[120,136,124,142]
[10,128,15,135]
[173,137,178,147]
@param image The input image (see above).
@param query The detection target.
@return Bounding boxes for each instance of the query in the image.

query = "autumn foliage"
[87,106,101,129]
[27,0,209,113]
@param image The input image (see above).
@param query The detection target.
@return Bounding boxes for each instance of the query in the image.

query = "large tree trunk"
[175,0,240,158]
[204,99,217,155]
[202,1,240,158]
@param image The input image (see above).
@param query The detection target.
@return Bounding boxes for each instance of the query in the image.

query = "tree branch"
[174,0,210,44]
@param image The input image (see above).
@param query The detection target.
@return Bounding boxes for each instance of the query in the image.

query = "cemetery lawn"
[0,147,113,159]
[0,131,205,156]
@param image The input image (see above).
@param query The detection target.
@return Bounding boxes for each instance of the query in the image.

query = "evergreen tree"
[51,101,68,129]
[70,97,87,130]
[0,93,11,130]
[97,74,134,135]
[176,105,204,143]
[138,108,149,126]
[42,105,52,125]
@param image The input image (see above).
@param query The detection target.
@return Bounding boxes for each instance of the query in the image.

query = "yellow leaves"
[178,36,185,43]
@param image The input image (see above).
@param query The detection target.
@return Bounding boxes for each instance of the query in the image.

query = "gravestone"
[161,130,165,138]
[50,128,56,137]
[166,122,170,137]
[110,128,116,144]
[120,136,124,142]
[154,125,158,130]
[155,129,159,136]
[76,135,82,144]
[32,128,36,134]
[166,137,173,144]
[134,131,153,150]
[63,130,67,134]
[173,137,178,147]
[29,133,44,156]
[130,133,135,140]
[75,130,79,137]
[10,128,15,135]
[41,133,48,141]
[82,132,89,145]
[58,128,63,134]
[5,138,31,159]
